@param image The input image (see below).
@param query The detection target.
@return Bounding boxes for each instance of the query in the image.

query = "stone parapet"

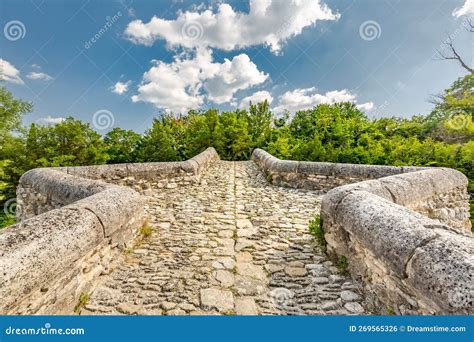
[251,148,426,192]
[0,147,219,314]
[252,148,473,314]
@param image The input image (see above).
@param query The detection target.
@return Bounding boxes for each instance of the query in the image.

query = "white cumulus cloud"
[453,0,474,16]
[239,90,273,108]
[111,80,132,94]
[26,71,53,81]
[132,48,268,113]
[37,116,66,125]
[0,59,24,84]
[124,0,339,54]
[272,88,374,114]
[204,54,268,104]
[356,102,374,111]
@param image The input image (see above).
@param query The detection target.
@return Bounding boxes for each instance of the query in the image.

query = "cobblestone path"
[84,161,366,315]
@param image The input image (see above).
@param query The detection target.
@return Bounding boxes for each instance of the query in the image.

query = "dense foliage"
[0,74,473,228]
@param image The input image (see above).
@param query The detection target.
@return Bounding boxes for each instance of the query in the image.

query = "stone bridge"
[1,148,472,315]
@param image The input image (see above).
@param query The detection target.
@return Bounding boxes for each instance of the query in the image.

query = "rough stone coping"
[65,147,219,180]
[1,168,146,313]
[251,148,427,179]
[17,147,219,213]
[252,148,473,312]
[321,170,472,312]
[0,147,219,314]
[0,207,105,313]
[321,167,469,212]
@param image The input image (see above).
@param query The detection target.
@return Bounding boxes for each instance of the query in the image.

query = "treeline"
[1,75,473,208]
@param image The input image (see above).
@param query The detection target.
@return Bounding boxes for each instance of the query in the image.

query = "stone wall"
[253,148,473,314]
[17,147,219,220]
[63,146,218,194]
[0,147,219,314]
[251,148,427,192]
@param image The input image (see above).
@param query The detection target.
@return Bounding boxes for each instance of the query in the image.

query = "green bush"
[139,221,152,239]
[308,215,326,253]
[337,256,348,275]
[73,292,90,314]
[0,211,15,229]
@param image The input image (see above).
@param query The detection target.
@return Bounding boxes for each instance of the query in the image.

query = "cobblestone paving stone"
[84,161,367,315]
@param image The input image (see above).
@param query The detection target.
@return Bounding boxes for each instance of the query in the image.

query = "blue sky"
[1,0,472,133]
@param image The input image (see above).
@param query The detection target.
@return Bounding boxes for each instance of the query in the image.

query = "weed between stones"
[140,220,152,238]
[74,292,90,314]
[308,215,326,253]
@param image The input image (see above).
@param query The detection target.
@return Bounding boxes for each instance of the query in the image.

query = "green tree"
[214,111,253,160]
[1,117,109,202]
[104,128,141,163]
[428,74,474,143]
[245,100,272,147]
[0,87,32,203]
[25,118,108,167]
[185,109,219,157]
[137,115,187,162]
[0,87,32,141]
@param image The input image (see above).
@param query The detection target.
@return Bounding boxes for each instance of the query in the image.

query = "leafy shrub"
[337,256,349,275]
[139,221,152,238]
[0,212,15,229]
[73,292,90,314]
[308,215,326,253]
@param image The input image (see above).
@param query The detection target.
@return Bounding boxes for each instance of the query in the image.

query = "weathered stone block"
[0,208,103,314]
[66,187,144,238]
[337,191,438,276]
[406,229,474,313]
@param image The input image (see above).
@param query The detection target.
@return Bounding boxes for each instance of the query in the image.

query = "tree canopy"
[0,76,472,228]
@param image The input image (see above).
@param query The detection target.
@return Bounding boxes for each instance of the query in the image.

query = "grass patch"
[74,292,90,314]
[337,255,348,275]
[139,220,152,239]
[0,211,16,229]
[308,215,326,253]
